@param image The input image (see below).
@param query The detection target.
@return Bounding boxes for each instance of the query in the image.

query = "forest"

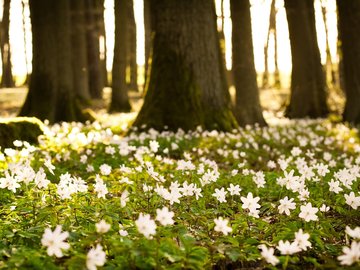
[0,0,360,269]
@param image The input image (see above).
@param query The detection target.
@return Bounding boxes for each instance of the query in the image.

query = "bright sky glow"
[1,0,337,77]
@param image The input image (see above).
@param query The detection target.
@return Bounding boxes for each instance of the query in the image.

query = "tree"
[133,0,237,131]
[85,0,103,99]
[143,0,151,89]
[20,0,87,123]
[0,0,15,88]
[71,0,91,103]
[109,0,131,112]
[127,0,137,91]
[230,0,266,126]
[337,0,360,124]
[284,0,328,118]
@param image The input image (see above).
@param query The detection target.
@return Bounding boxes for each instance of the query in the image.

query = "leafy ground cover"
[0,117,360,269]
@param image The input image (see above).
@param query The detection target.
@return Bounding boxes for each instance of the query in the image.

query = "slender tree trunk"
[320,1,336,87]
[20,0,87,123]
[134,0,237,131]
[143,0,151,90]
[109,0,131,112]
[0,0,15,88]
[85,0,103,99]
[337,0,360,124]
[21,0,29,85]
[284,0,328,118]
[96,0,108,87]
[127,0,137,91]
[273,11,281,89]
[262,0,275,89]
[71,0,91,103]
[230,0,266,126]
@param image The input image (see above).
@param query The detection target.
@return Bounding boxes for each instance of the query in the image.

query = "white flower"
[95,220,111,234]
[319,204,330,212]
[278,196,296,216]
[180,181,195,196]
[212,187,227,203]
[120,190,130,207]
[241,192,260,212]
[328,179,343,194]
[338,241,360,266]
[41,225,70,257]
[214,217,232,235]
[227,183,241,196]
[277,240,301,255]
[344,192,360,210]
[258,244,279,266]
[44,159,55,175]
[99,164,112,176]
[149,140,160,153]
[298,203,318,222]
[156,207,175,226]
[135,213,157,238]
[346,226,360,240]
[294,229,312,251]
[86,244,106,270]
[94,175,108,199]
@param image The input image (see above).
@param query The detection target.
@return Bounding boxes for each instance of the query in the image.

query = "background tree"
[109,0,131,112]
[127,0,137,91]
[0,0,15,88]
[20,0,87,122]
[284,0,328,118]
[230,0,266,126]
[71,0,91,104]
[143,0,151,89]
[134,0,237,131]
[85,0,103,99]
[337,0,360,124]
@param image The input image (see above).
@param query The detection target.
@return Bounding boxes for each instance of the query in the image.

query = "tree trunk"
[85,0,103,99]
[230,0,266,127]
[0,0,15,88]
[127,0,137,91]
[134,0,237,131]
[143,0,151,90]
[109,0,131,112]
[337,0,360,124]
[20,0,88,123]
[21,0,30,85]
[284,0,328,118]
[95,0,108,87]
[262,0,275,89]
[71,0,91,103]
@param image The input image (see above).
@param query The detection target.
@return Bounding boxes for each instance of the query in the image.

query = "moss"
[0,117,44,148]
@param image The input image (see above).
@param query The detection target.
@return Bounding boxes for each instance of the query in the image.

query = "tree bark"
[337,0,360,124]
[143,0,151,90]
[95,0,108,87]
[20,0,88,123]
[127,0,137,91]
[230,0,266,126]
[71,0,91,103]
[134,0,237,131]
[109,0,131,112]
[85,0,103,99]
[0,0,15,88]
[284,0,328,118]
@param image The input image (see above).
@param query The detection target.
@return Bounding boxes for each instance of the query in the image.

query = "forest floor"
[0,86,289,120]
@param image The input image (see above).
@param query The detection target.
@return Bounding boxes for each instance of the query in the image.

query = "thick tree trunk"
[337,0,360,124]
[284,0,328,118]
[109,0,131,112]
[143,0,151,90]
[0,0,15,88]
[85,0,103,99]
[134,0,237,131]
[20,0,87,123]
[127,0,137,91]
[71,0,91,103]
[230,0,266,126]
